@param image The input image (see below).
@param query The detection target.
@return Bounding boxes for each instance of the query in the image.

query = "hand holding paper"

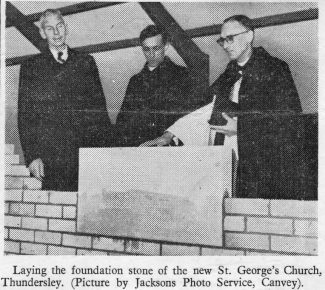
[210,113,237,137]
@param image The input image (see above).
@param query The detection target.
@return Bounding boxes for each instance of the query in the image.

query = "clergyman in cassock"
[18,9,113,191]
[145,15,306,200]
[116,25,202,147]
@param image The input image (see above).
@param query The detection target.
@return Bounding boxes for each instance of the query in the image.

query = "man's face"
[142,34,167,68]
[40,14,67,50]
[220,21,252,62]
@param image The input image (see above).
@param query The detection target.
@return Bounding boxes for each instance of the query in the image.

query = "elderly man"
[116,25,201,147]
[18,9,113,191]
[146,15,306,199]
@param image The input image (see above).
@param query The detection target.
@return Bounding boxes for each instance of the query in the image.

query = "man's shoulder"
[164,58,188,73]
[254,47,289,71]
[21,53,47,68]
[128,71,142,85]
[69,49,95,63]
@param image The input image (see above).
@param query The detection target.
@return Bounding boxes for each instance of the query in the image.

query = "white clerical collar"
[148,66,157,71]
[50,46,68,63]
[237,57,249,67]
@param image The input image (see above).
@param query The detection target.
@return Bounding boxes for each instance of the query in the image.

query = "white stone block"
[78,147,232,247]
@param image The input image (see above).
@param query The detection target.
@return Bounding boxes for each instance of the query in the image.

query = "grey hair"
[39,9,64,28]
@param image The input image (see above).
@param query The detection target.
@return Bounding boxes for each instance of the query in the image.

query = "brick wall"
[223,198,317,255]
[4,144,318,256]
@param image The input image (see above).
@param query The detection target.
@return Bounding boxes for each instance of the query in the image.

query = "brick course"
[270,200,317,218]
[36,204,62,218]
[49,219,76,232]
[22,217,48,230]
[5,190,23,201]
[23,190,49,203]
[35,231,62,245]
[63,206,76,219]
[9,229,34,242]
[225,198,269,215]
[10,203,35,216]
[247,217,293,235]
[294,220,317,237]
[21,243,47,255]
[201,248,244,256]
[4,240,20,253]
[5,203,9,214]
[224,216,245,231]
[48,246,76,255]
[77,249,108,255]
[271,236,317,255]
[50,192,77,205]
[5,215,21,228]
[162,244,199,256]
[3,146,318,257]
[225,233,269,250]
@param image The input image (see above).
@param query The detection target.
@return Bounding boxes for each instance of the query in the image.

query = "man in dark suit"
[18,9,112,191]
[116,25,200,147]
[146,15,307,199]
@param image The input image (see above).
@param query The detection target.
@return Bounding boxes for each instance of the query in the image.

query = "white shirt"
[50,46,68,63]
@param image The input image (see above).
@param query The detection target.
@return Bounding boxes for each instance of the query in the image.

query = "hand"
[139,131,175,147]
[28,158,44,181]
[210,113,237,137]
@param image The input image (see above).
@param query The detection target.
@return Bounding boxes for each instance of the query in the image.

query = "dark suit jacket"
[116,57,203,147]
[210,47,307,199]
[18,47,112,191]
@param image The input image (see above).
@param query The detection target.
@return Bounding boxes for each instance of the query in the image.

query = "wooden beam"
[6,8,318,67]
[6,37,140,66]
[6,2,46,52]
[140,2,209,69]
[187,8,318,38]
[6,2,125,28]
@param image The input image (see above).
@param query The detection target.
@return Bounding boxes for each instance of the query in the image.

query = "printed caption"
[0,264,322,289]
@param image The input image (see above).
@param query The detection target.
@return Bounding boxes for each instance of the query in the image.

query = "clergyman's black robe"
[116,57,203,147]
[210,47,307,199]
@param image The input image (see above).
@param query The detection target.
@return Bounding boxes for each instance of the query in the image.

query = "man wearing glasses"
[116,25,195,147]
[146,15,305,199]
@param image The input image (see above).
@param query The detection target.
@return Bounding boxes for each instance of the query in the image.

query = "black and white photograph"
[2,0,320,265]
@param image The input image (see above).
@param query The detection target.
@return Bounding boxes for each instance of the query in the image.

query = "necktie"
[58,51,65,63]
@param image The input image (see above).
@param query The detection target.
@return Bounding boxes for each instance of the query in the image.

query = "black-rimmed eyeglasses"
[217,30,249,47]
